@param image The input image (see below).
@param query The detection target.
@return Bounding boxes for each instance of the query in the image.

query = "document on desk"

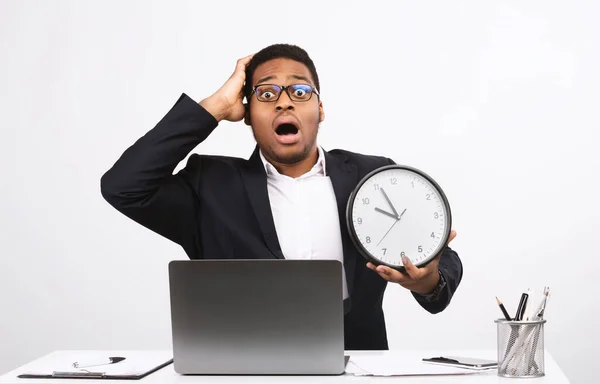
[17,350,173,380]
[346,355,482,376]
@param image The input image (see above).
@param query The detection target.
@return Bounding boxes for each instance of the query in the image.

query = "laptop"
[168,259,346,375]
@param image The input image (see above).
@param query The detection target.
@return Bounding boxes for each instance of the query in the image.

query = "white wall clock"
[346,165,452,271]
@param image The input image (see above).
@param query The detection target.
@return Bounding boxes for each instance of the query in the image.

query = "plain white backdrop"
[1,1,599,383]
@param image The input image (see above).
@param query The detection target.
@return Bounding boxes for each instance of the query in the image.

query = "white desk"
[0,350,569,384]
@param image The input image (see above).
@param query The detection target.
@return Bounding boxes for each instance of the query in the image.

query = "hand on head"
[199,54,254,123]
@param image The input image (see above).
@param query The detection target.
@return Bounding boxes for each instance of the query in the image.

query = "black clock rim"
[345,164,453,272]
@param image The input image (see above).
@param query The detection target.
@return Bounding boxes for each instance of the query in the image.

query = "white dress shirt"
[260,146,349,300]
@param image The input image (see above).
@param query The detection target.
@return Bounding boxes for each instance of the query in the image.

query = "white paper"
[19,350,172,377]
[346,355,482,377]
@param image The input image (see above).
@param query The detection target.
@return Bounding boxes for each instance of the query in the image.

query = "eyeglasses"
[251,83,320,102]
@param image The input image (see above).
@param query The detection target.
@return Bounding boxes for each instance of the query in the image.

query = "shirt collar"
[259,146,327,178]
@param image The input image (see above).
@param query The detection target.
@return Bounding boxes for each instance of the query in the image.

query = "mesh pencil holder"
[495,319,546,378]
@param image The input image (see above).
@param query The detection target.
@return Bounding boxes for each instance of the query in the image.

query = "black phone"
[422,356,497,370]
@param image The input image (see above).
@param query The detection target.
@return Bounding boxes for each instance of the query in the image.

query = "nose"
[275,90,294,111]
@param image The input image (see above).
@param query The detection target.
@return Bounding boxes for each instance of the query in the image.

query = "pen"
[515,290,529,321]
[533,287,550,320]
[523,288,532,320]
[72,357,126,368]
[496,296,512,321]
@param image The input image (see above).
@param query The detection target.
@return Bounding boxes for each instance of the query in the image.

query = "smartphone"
[422,356,497,370]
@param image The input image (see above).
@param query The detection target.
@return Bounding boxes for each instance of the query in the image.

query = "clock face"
[346,165,452,269]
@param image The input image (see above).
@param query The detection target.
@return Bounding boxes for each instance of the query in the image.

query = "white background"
[1,1,598,383]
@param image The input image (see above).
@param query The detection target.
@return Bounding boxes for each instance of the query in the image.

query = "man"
[100,44,463,350]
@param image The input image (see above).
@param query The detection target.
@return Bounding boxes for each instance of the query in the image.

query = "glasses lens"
[289,84,313,101]
[255,85,281,102]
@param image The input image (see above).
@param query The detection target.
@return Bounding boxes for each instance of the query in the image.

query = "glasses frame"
[251,83,320,103]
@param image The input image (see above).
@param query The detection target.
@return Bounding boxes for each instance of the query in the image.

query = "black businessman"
[100,44,463,350]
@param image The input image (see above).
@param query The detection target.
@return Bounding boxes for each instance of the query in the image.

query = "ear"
[318,100,325,122]
[244,103,251,126]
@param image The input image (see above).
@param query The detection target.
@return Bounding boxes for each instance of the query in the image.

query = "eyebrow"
[255,75,275,85]
[289,74,312,83]
[254,74,313,85]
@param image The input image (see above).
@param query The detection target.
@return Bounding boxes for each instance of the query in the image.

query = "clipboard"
[16,350,173,380]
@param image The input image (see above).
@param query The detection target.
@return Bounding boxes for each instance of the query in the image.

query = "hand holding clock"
[367,230,457,295]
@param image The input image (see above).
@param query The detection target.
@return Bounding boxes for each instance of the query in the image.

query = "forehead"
[253,58,315,85]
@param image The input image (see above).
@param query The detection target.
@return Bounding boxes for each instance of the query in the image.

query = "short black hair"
[244,44,320,102]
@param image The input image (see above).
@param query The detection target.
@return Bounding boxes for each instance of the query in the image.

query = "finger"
[367,263,411,283]
[401,256,420,280]
[375,265,409,284]
[447,230,457,245]
[373,266,393,282]
[236,54,254,72]
[230,54,255,81]
[239,53,254,64]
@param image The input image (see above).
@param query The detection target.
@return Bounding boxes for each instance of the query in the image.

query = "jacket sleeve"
[100,93,218,246]
[411,246,463,313]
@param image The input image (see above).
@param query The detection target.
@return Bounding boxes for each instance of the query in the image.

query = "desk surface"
[0,350,569,384]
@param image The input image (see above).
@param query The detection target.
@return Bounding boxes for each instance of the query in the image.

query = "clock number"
[434,212,439,219]
[418,245,423,252]
[430,232,435,239]
[362,198,370,205]
[390,177,397,185]
[411,181,414,188]
[357,217,363,224]
[382,248,387,255]
[366,236,371,243]
[373,183,380,190]
[426,194,431,200]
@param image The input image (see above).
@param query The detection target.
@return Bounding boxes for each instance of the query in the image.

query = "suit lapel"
[324,150,360,297]
[240,146,284,259]
[240,146,361,298]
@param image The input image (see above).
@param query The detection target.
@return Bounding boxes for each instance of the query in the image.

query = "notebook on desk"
[16,350,172,380]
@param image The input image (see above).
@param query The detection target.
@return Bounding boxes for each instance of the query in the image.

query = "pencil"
[496,296,512,321]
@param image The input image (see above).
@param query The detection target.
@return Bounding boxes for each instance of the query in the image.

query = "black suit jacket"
[100,94,463,350]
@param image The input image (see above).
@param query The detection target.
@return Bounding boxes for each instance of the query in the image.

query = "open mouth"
[275,123,299,136]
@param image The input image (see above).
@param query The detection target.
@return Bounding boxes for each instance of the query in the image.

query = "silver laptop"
[168,259,346,375]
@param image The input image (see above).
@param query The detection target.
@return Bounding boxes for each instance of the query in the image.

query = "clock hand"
[377,218,399,247]
[398,208,407,219]
[380,188,399,218]
[376,208,407,247]
[374,207,398,220]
